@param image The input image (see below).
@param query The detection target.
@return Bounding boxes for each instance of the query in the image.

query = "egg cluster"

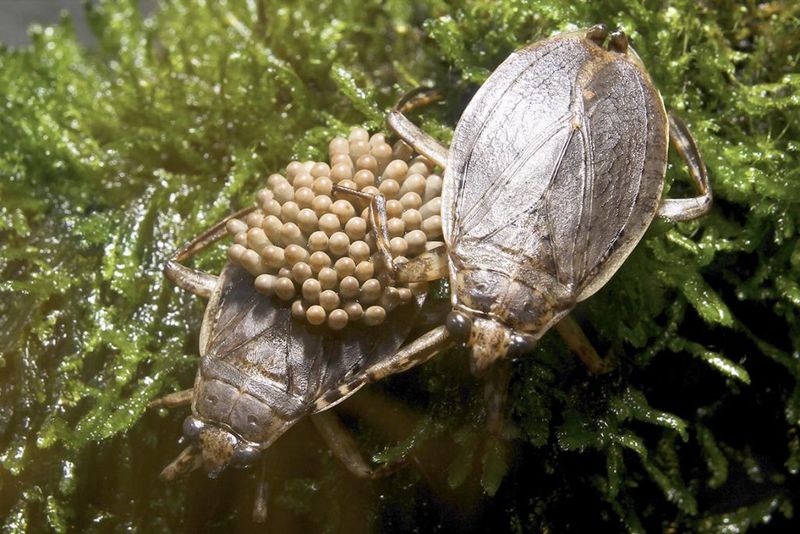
[225,128,444,330]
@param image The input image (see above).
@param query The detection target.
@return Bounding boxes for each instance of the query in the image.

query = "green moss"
[1,0,799,531]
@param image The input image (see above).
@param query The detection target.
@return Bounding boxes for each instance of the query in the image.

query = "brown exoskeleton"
[154,209,447,521]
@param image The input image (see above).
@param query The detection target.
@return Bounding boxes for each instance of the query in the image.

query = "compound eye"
[507,333,537,358]
[445,311,473,342]
[230,444,262,468]
[182,416,205,442]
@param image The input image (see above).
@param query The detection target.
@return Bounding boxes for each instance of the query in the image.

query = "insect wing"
[444,34,667,299]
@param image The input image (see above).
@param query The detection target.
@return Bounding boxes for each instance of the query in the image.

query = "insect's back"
[442,31,668,334]
[193,263,423,447]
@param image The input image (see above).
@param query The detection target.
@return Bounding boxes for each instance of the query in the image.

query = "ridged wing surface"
[444,34,667,298]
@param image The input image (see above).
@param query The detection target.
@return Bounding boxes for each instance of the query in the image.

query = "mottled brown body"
[393,26,709,375]
[385,26,710,376]
[158,181,453,515]
[187,262,426,471]
[444,30,665,361]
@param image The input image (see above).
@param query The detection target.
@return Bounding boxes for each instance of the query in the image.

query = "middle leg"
[313,325,452,413]
[554,315,613,374]
[387,88,450,169]
[165,206,257,298]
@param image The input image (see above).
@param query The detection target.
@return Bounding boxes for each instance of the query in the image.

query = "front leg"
[148,388,193,409]
[332,185,449,285]
[252,456,270,523]
[657,114,713,222]
[310,410,407,479]
[159,445,203,480]
[554,315,614,374]
[483,359,513,437]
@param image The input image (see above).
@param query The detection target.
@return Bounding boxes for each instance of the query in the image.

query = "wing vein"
[452,48,585,237]
[539,125,579,287]
[575,118,595,280]
[458,114,573,234]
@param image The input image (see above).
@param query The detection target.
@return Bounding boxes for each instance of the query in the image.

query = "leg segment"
[341,87,453,285]
[311,410,407,479]
[554,315,613,374]
[657,114,713,222]
[397,245,449,284]
[483,359,512,437]
[332,184,449,285]
[160,445,203,480]
[387,88,449,169]
[395,87,447,115]
[149,388,193,409]
[313,325,452,412]
[333,185,396,283]
[164,206,257,298]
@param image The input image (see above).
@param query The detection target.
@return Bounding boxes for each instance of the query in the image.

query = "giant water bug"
[335,25,713,425]
[153,209,447,521]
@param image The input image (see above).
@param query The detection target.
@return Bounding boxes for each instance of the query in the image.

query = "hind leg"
[387,88,449,168]
[330,88,451,285]
[332,184,448,285]
[252,456,270,523]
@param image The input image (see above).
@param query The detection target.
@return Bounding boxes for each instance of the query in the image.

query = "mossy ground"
[1,0,799,532]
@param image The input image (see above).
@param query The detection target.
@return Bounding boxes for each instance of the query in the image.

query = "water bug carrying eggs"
[225,127,443,330]
[155,24,715,520]
[154,130,449,519]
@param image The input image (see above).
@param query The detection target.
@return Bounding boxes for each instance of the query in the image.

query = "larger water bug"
[331,25,713,423]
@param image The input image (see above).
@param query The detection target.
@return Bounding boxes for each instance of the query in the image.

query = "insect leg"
[164,206,257,298]
[332,184,449,284]
[310,410,407,479]
[553,315,613,374]
[480,360,513,487]
[313,325,452,412]
[657,114,713,222]
[159,445,203,480]
[395,245,449,283]
[395,87,446,114]
[483,359,512,437]
[332,184,396,283]
[148,388,193,409]
[387,88,449,169]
